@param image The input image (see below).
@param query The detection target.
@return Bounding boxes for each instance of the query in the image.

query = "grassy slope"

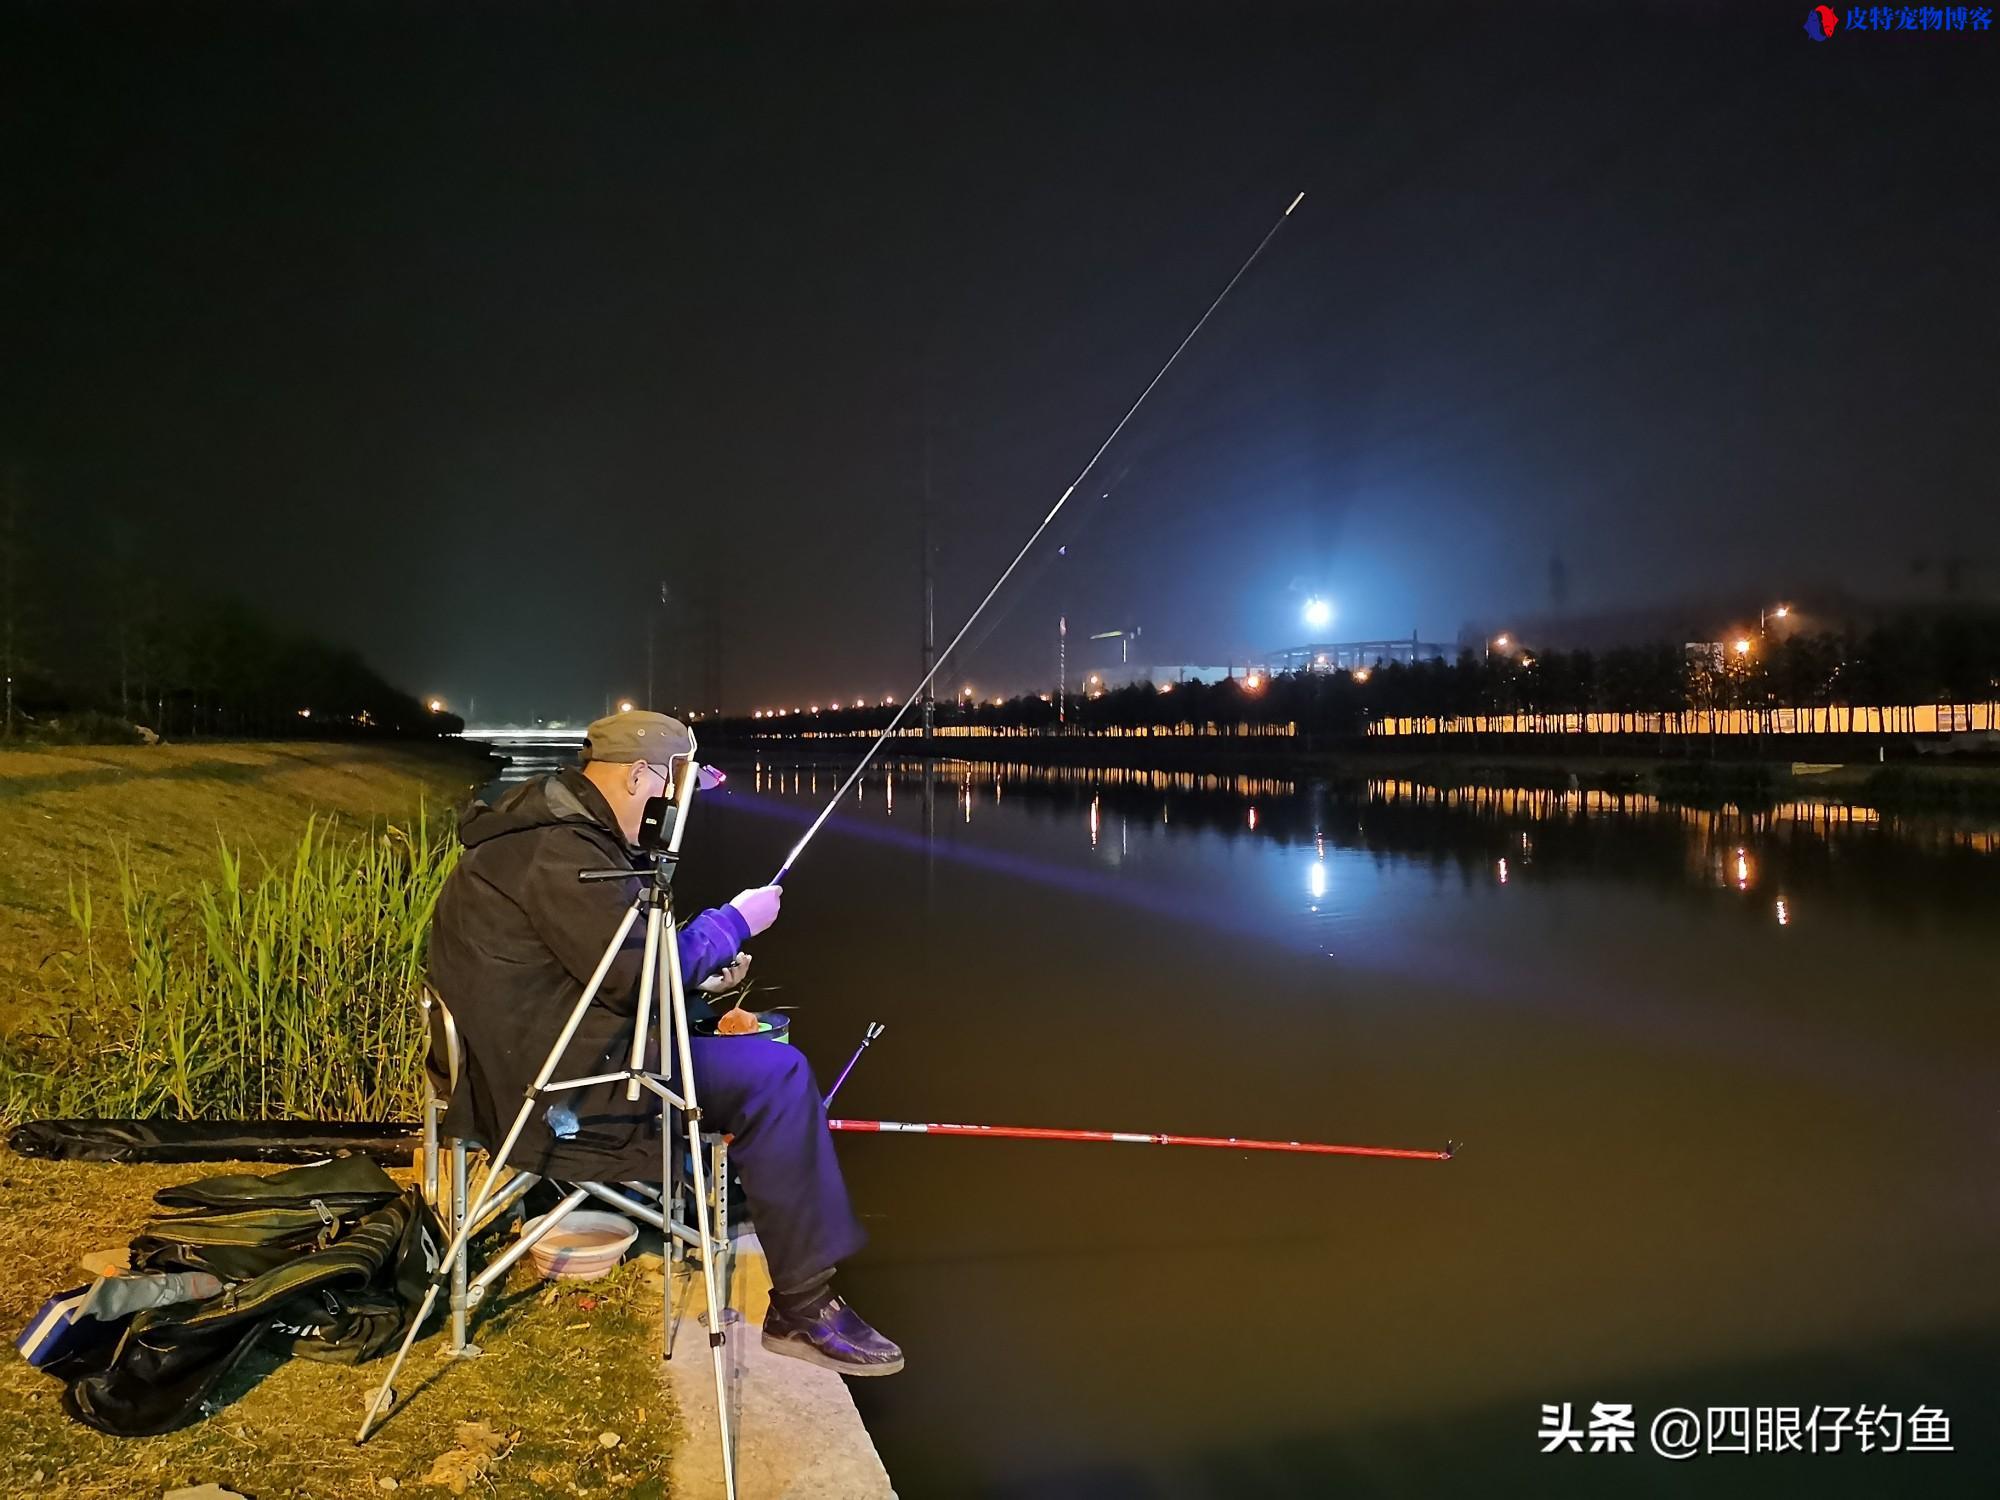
[0,741,495,1029]
[0,743,680,1496]
[0,1152,676,1500]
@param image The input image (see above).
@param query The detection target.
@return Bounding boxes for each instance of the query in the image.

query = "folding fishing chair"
[416,984,735,1359]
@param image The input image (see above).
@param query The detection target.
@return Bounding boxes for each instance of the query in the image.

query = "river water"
[489,751,2000,1496]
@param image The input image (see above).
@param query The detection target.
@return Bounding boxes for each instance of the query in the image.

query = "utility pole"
[646,581,668,710]
[701,579,722,718]
[1,474,20,739]
[921,413,935,749]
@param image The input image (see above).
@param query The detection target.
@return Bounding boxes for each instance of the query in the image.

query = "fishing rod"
[817,1018,1452,1163]
[827,1117,1456,1162]
[772,190,1307,885]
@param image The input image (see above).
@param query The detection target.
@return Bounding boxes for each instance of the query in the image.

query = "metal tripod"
[356,753,738,1500]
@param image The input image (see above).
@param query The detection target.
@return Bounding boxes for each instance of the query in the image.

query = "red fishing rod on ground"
[827,1117,1456,1162]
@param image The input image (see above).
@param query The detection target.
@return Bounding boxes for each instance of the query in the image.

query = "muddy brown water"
[484,752,2000,1497]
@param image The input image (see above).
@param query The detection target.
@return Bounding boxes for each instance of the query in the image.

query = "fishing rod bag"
[55,1156,440,1437]
[9,1117,420,1165]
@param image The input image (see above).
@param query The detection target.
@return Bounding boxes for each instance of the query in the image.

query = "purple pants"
[683,1035,867,1293]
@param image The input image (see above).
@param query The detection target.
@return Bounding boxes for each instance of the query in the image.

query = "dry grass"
[0,1149,681,1499]
[0,740,685,1496]
[0,741,494,1030]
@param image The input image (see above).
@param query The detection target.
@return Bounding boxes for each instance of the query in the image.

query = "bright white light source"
[618,700,635,713]
[1308,859,1327,901]
[1303,596,1333,631]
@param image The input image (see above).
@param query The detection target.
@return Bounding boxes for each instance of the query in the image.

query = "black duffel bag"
[59,1157,439,1437]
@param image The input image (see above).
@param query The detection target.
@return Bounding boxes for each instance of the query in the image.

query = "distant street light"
[1733,638,1752,656]
[428,698,444,712]
[1245,672,1264,691]
[1302,596,1333,632]
[1352,667,1371,684]
[1494,635,1510,650]
[618,699,635,713]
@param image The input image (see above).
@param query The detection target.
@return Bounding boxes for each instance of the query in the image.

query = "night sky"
[7,1,1995,721]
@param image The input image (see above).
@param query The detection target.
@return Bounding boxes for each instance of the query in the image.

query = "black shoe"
[761,1294,905,1377]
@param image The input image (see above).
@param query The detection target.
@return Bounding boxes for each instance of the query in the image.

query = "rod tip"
[1442,1139,1461,1160]
[1285,191,1305,215]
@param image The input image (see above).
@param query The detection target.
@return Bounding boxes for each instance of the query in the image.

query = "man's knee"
[760,1041,814,1097]
[716,1037,814,1100]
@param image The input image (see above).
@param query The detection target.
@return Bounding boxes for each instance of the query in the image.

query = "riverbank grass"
[0,740,681,1497]
[0,1149,676,1500]
[0,741,493,1031]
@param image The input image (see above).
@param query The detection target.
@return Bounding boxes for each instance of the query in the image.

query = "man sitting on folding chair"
[427,709,904,1376]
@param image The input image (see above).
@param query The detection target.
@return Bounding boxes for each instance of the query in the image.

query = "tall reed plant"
[2,813,457,1123]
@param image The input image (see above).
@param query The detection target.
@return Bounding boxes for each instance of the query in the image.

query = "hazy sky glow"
[10,1,1995,719]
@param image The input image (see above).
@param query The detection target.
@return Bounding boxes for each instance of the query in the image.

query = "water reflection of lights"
[1776,897,1790,926]
[1735,848,1750,889]
[1308,857,1327,903]
[1248,806,1258,831]
[1089,796,1100,848]
[1497,857,1509,884]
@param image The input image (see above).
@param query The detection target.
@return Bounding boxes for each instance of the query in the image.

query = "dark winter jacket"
[427,769,749,1179]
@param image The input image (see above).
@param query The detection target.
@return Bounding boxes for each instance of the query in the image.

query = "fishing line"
[926,461,1132,688]
[774,190,1307,884]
